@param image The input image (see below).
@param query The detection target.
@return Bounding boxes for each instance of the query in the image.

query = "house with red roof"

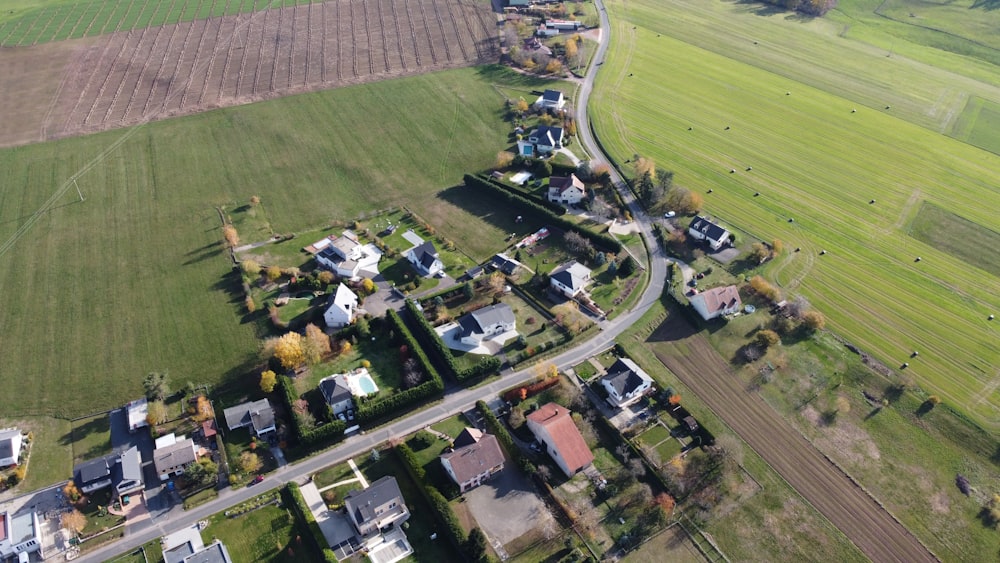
[689,285,742,320]
[526,403,594,477]
[440,428,506,492]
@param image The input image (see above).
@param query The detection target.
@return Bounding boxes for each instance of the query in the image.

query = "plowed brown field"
[648,314,938,563]
[0,0,498,148]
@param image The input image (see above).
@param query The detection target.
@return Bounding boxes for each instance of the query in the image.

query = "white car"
[664,211,676,218]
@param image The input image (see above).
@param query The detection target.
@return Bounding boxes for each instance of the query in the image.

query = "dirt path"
[648,314,937,563]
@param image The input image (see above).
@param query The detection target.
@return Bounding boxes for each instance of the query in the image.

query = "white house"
[440,428,505,493]
[534,89,566,110]
[0,428,23,467]
[126,398,148,433]
[0,510,41,561]
[456,304,517,346]
[549,260,592,298]
[313,231,382,281]
[324,283,359,328]
[152,434,197,481]
[536,24,560,37]
[688,216,730,251]
[344,476,410,544]
[223,399,276,437]
[319,375,354,417]
[406,241,444,277]
[547,174,586,205]
[689,285,742,320]
[163,525,235,563]
[600,358,654,409]
[517,125,564,157]
[526,403,594,477]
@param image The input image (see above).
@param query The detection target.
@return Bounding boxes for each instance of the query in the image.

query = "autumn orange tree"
[274,332,305,370]
[303,323,330,365]
[260,370,277,393]
[192,396,214,422]
[61,509,86,535]
[222,225,239,248]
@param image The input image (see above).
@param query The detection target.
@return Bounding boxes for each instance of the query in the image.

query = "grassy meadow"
[0,65,561,420]
[590,0,1000,429]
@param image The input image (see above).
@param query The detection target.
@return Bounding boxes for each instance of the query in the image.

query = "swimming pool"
[356,373,378,395]
[345,368,380,397]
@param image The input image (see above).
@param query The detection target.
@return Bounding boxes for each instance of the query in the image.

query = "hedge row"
[285,483,339,562]
[277,375,347,448]
[484,175,568,215]
[394,444,466,552]
[465,173,622,253]
[476,401,532,474]
[355,310,445,422]
[404,300,501,382]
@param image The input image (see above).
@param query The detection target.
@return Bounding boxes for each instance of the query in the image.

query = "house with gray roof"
[406,241,444,277]
[343,476,410,544]
[222,399,276,437]
[550,260,592,298]
[600,358,654,409]
[0,509,41,560]
[457,304,516,346]
[74,457,112,493]
[153,434,198,481]
[116,446,144,498]
[517,125,564,157]
[440,428,506,493]
[688,216,730,251]
[163,524,234,563]
[490,253,522,276]
[319,375,354,417]
[0,428,22,467]
[534,89,566,110]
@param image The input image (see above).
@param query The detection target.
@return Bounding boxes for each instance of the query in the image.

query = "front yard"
[198,491,322,562]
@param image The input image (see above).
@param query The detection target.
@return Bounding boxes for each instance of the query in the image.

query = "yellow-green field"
[590,0,1000,429]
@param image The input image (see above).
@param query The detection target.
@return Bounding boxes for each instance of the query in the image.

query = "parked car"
[248,475,264,486]
[664,211,676,218]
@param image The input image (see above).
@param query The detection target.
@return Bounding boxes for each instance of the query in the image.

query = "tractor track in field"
[648,314,938,563]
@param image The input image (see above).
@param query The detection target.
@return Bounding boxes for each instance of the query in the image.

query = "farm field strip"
[3,0,497,146]
[591,0,1000,428]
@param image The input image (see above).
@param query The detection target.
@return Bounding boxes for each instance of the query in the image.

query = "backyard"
[197,491,322,562]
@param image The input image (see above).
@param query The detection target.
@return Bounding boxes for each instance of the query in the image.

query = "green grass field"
[0,0,315,47]
[591,0,1000,430]
[949,96,1000,155]
[199,492,322,562]
[0,66,559,421]
[910,202,1000,276]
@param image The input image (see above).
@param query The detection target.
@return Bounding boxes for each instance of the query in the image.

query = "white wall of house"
[527,420,573,477]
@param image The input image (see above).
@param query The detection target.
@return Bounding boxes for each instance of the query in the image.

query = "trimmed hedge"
[465,174,622,253]
[355,310,444,422]
[476,400,528,470]
[484,175,568,215]
[394,444,466,552]
[277,375,347,448]
[404,300,502,382]
[285,483,338,561]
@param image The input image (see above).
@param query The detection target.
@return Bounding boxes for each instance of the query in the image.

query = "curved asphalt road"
[83,3,932,562]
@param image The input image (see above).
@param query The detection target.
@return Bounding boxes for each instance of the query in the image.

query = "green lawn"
[297,324,405,397]
[311,461,355,490]
[69,413,112,466]
[909,201,1000,277]
[431,413,471,441]
[592,0,1000,429]
[0,416,72,493]
[0,65,525,421]
[199,492,322,562]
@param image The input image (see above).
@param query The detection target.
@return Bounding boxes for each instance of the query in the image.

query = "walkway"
[347,459,369,489]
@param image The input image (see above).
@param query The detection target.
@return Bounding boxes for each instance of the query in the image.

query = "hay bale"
[851,109,857,113]
[730,169,736,173]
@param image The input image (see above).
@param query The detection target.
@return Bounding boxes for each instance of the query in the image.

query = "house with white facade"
[0,429,22,467]
[319,375,354,417]
[547,174,586,205]
[534,89,566,110]
[115,446,144,498]
[549,261,592,298]
[517,125,564,157]
[688,216,730,251]
[406,241,444,277]
[223,399,276,437]
[456,304,516,346]
[526,403,594,477]
[312,231,382,281]
[344,476,410,545]
[152,434,197,481]
[689,285,742,321]
[600,358,654,409]
[440,428,505,493]
[163,525,234,563]
[324,283,359,328]
[0,510,41,562]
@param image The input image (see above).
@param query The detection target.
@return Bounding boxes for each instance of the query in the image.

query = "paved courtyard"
[464,465,556,547]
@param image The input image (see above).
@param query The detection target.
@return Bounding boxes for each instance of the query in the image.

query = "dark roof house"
[600,358,655,408]
[457,304,516,345]
[222,399,276,437]
[343,476,410,541]
[75,457,112,493]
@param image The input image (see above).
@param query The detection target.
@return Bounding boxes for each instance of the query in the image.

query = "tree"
[185,459,219,486]
[61,509,86,535]
[238,451,262,474]
[750,242,771,264]
[495,151,515,169]
[545,59,563,74]
[618,256,636,277]
[222,224,239,248]
[772,239,784,255]
[565,37,578,61]
[508,406,525,428]
[712,434,745,469]
[361,278,376,295]
[749,276,781,303]
[515,98,529,113]
[260,370,277,393]
[564,230,594,257]
[250,195,261,205]
[402,358,424,389]
[339,340,352,355]
[633,156,655,179]
[303,323,331,365]
[317,270,334,285]
[265,266,282,282]
[241,260,262,277]
[143,372,170,402]
[63,481,82,503]
[465,527,491,563]
[801,310,826,332]
[274,332,306,370]
[486,271,506,294]
[754,329,780,349]
[462,283,474,299]
[192,396,214,422]
[666,187,703,214]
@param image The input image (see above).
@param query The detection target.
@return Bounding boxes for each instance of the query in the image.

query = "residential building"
[324,283,359,328]
[153,434,198,481]
[687,216,730,251]
[222,399,276,437]
[536,24,561,37]
[0,429,22,467]
[545,19,584,30]
[312,231,382,281]
[457,304,516,346]
[526,403,594,477]
[319,375,354,417]
[0,510,41,561]
[126,398,149,433]
[406,241,444,277]
[689,285,742,321]
[517,125,564,157]
[116,446,144,498]
[549,260,592,298]
[163,525,234,563]
[600,358,655,409]
[440,428,505,492]
[490,253,522,275]
[74,457,112,493]
[343,476,410,544]
[534,89,566,110]
[547,174,586,205]
[507,0,529,6]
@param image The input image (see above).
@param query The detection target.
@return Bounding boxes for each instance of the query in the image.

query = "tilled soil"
[648,314,937,563]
